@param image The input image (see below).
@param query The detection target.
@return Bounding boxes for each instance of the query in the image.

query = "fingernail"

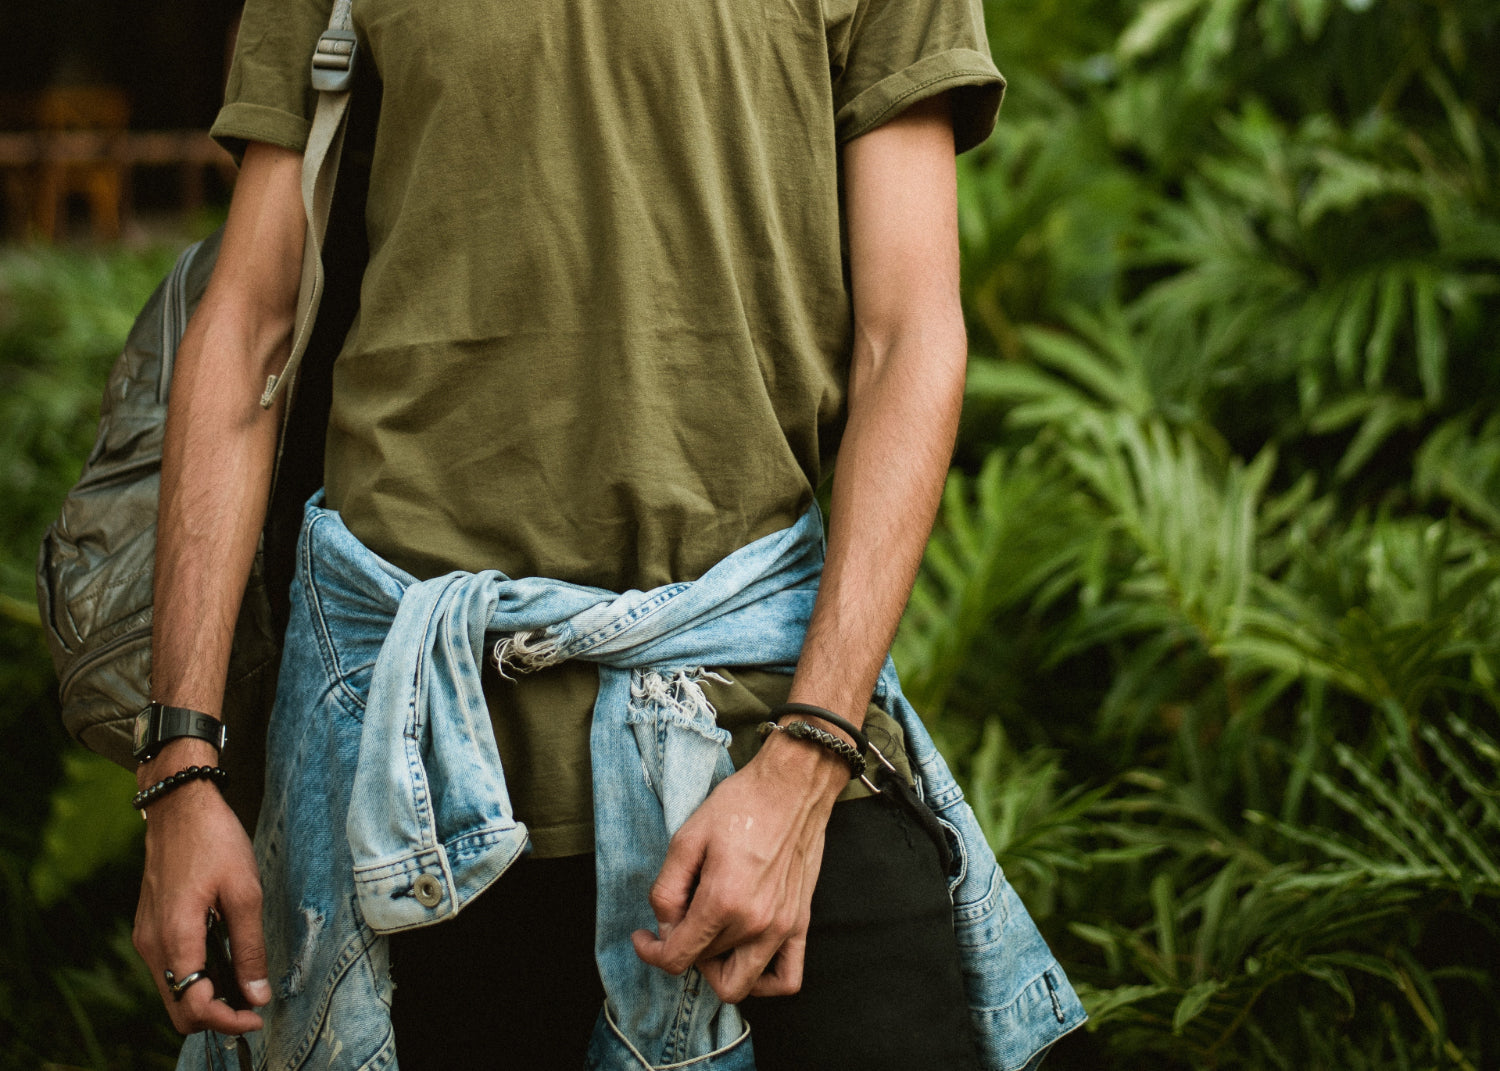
[246,979,272,1006]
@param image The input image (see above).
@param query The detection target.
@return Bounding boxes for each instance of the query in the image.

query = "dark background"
[0,1,241,129]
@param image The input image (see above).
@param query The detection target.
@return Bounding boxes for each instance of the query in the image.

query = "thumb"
[647,824,707,931]
[223,884,271,1008]
[634,825,713,973]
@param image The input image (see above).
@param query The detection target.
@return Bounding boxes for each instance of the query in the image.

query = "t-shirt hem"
[524,821,596,860]
[211,102,312,164]
[837,48,1006,154]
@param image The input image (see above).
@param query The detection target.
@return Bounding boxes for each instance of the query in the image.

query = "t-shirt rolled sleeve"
[211,0,331,162]
[830,0,1005,154]
[211,102,313,162]
[836,49,1005,153]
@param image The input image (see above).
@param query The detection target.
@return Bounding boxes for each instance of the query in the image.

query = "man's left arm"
[633,93,969,1003]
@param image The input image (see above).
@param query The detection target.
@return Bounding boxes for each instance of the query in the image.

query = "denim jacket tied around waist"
[179,495,1085,1071]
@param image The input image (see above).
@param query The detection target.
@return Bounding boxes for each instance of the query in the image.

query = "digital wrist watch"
[131,702,227,763]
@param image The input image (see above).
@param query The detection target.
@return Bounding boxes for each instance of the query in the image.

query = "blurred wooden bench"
[0,86,235,242]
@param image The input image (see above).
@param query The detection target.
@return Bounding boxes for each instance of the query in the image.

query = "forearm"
[787,321,965,727]
[785,92,965,736]
[140,143,305,787]
[151,324,285,711]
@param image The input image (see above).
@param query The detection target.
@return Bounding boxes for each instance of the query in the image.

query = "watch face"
[133,706,153,757]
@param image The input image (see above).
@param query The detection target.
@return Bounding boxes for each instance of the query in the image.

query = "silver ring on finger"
[165,967,211,1000]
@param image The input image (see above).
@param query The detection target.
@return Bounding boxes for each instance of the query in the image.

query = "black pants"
[390,795,981,1070]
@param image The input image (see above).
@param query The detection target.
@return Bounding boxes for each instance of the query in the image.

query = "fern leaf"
[1172,978,1223,1034]
[1412,270,1445,402]
[1331,742,1464,881]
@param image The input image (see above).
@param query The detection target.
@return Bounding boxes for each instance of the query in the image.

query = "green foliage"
[1060,707,1498,1069]
[0,244,181,1069]
[30,751,144,910]
[0,245,176,603]
[890,0,1500,1065]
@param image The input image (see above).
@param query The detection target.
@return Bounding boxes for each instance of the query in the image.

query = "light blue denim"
[178,494,1085,1071]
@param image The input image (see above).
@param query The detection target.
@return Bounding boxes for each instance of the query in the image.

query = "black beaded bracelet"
[132,765,228,812]
[758,720,866,780]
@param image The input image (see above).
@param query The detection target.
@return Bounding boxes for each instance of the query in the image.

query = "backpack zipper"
[58,623,151,705]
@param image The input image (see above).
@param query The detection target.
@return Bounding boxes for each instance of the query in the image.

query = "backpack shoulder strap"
[259,0,358,412]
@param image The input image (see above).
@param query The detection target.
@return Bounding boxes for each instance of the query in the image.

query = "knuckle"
[744,904,776,935]
[236,940,269,972]
[225,891,262,918]
[695,890,729,924]
[223,882,263,916]
[161,927,199,964]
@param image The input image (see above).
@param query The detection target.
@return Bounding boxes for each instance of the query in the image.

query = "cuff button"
[411,874,443,908]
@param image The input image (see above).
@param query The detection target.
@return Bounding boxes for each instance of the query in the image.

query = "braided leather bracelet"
[770,703,870,751]
[132,765,228,812]
[758,719,867,780]
[769,703,955,872]
[769,702,895,793]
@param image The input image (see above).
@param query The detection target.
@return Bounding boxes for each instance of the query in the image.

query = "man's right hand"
[132,739,270,1035]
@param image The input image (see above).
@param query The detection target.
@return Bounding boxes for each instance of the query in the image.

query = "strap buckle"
[311,29,358,92]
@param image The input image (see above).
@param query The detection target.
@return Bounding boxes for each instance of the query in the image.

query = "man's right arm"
[131,142,307,1036]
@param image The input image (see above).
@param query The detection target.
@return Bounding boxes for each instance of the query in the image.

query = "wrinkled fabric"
[178,495,1084,1071]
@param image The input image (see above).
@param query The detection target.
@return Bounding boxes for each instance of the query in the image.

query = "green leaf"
[1412,272,1445,403]
[1081,982,1175,1023]
[1333,396,1427,482]
[1151,871,1180,980]
[1172,979,1222,1034]
[1118,0,1204,61]
[0,593,41,628]
[1364,272,1403,389]
[29,751,143,908]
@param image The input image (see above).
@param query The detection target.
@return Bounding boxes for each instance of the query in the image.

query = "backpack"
[34,2,375,824]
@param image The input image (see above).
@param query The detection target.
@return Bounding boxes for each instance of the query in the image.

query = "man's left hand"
[631,731,847,1003]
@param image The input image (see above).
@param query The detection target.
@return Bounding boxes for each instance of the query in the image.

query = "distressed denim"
[178,495,1085,1071]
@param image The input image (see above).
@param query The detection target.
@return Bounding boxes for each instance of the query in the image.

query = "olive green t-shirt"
[214,0,1003,856]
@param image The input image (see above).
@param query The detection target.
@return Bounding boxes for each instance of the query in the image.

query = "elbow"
[849,303,969,406]
[171,294,296,428]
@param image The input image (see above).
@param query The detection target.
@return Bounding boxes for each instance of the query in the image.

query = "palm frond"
[894,447,1096,717]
